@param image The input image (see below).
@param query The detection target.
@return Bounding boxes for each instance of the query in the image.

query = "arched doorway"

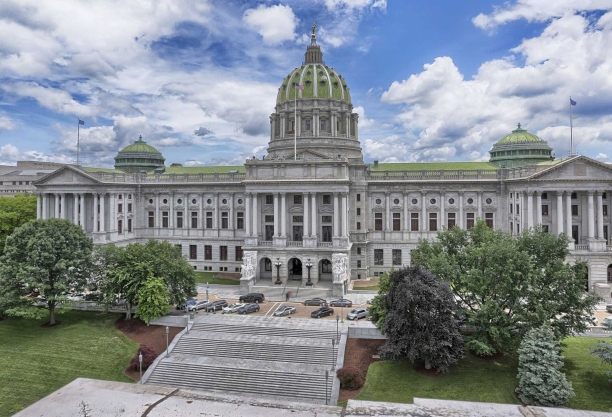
[259,257,272,281]
[584,268,589,292]
[288,258,302,280]
[319,259,332,281]
[607,264,612,284]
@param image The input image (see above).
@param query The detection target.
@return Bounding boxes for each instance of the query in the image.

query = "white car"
[187,299,210,312]
[585,315,598,327]
[222,303,245,314]
[602,316,612,328]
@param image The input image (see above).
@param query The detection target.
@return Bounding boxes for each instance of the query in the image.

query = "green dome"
[114,136,165,173]
[489,124,553,168]
[277,63,352,105]
[119,137,162,154]
[496,123,546,145]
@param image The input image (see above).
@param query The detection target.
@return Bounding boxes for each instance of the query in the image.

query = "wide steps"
[190,322,338,339]
[147,361,329,402]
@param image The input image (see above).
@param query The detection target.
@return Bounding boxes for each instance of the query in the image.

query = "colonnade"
[273,110,357,140]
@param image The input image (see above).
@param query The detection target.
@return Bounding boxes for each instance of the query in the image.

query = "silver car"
[273,306,296,316]
[346,307,368,320]
[223,303,245,314]
[187,299,209,312]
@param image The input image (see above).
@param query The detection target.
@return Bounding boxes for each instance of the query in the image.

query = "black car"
[304,298,327,306]
[311,306,334,318]
[329,299,352,307]
[206,300,228,312]
[238,303,260,314]
[239,293,265,303]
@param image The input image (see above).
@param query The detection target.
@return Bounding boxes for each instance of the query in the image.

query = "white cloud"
[243,4,298,44]
[0,144,20,159]
[321,0,387,12]
[596,152,608,160]
[0,115,16,131]
[2,82,95,117]
[353,106,374,129]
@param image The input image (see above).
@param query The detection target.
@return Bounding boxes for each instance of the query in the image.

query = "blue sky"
[0,0,611,167]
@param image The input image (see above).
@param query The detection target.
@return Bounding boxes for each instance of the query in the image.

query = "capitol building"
[34,32,612,299]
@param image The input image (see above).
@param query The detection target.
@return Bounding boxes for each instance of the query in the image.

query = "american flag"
[294,83,304,90]
[78,119,85,125]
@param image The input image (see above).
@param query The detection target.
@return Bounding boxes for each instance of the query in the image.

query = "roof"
[81,167,122,174]
[81,165,245,175]
[277,64,351,105]
[117,136,163,156]
[495,124,548,146]
[370,162,499,172]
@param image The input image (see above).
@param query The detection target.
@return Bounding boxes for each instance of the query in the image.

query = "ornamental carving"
[332,253,348,283]
[241,251,257,279]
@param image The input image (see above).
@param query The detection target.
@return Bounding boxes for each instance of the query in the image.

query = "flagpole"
[294,86,297,161]
[569,96,573,156]
[77,119,80,165]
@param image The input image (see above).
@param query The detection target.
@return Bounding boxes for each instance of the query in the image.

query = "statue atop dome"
[311,21,317,43]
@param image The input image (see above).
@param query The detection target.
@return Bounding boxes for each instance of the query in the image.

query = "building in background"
[0,161,65,196]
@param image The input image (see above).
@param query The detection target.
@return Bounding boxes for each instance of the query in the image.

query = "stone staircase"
[144,314,344,404]
[251,282,333,301]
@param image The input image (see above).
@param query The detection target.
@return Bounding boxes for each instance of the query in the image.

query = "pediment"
[291,148,331,160]
[528,156,612,182]
[34,166,102,186]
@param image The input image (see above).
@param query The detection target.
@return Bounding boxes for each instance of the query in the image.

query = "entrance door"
[572,225,579,243]
[289,258,302,279]
[293,226,303,241]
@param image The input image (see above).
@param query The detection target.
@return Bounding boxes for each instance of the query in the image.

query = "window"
[128,218,132,232]
[265,215,275,223]
[447,213,456,229]
[429,213,438,231]
[604,205,608,216]
[118,219,123,234]
[265,258,272,271]
[206,212,213,228]
[392,249,402,266]
[322,225,332,242]
[516,204,520,214]
[320,119,326,130]
[542,192,548,200]
[148,211,155,227]
[571,205,578,216]
[485,212,494,228]
[357,247,361,255]
[357,260,362,268]
[128,203,132,213]
[510,221,513,234]
[510,204,513,214]
[293,195,302,205]
[204,245,212,260]
[540,204,549,216]
[237,212,244,229]
[293,216,303,222]
[266,194,273,205]
[323,194,331,205]
[375,213,383,231]
[322,260,332,273]
[411,213,419,231]
[571,192,577,199]
[306,120,311,130]
[128,194,132,199]
[235,246,243,262]
[357,207,361,216]
[605,225,609,243]
[374,249,383,265]
[604,192,608,199]
[356,194,361,202]
[571,225,578,243]
[265,225,274,241]
[190,245,197,260]
[162,211,169,228]
[356,222,361,230]
[118,203,123,213]
[466,213,475,229]
[118,194,123,200]
[191,212,198,228]
[393,213,401,231]
[176,212,183,228]
[221,212,228,229]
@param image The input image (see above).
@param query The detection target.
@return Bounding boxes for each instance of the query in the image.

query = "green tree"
[367,270,391,330]
[590,321,612,383]
[411,221,598,354]
[135,275,170,324]
[0,218,93,325]
[379,265,464,373]
[516,326,574,406]
[0,194,37,254]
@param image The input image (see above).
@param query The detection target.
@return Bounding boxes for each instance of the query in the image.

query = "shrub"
[127,345,158,371]
[336,365,365,390]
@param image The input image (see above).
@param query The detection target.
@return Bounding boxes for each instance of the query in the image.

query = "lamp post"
[331,337,336,370]
[274,258,282,285]
[336,314,340,341]
[305,258,313,286]
[165,326,169,358]
[206,282,209,316]
[186,315,190,334]
[138,351,143,382]
[325,369,329,405]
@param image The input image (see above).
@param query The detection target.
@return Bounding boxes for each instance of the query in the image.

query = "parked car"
[366,297,375,304]
[187,299,210,312]
[602,315,612,328]
[303,298,327,306]
[239,293,265,303]
[311,307,334,318]
[206,300,228,312]
[222,303,246,314]
[329,298,352,307]
[584,315,598,327]
[238,303,260,314]
[273,306,296,316]
[177,298,196,310]
[346,307,368,320]
[606,305,612,314]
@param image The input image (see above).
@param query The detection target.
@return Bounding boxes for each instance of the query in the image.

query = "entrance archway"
[607,264,612,284]
[584,268,589,292]
[288,258,302,280]
[319,259,332,281]
[259,257,272,280]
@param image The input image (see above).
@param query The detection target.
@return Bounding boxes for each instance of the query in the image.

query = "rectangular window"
[356,221,361,230]
[571,205,578,216]
[357,247,361,255]
[118,203,123,213]
[128,203,132,213]
[357,260,362,268]
[265,225,274,241]
[266,194,273,205]
[128,218,132,233]
[320,120,326,131]
[357,207,361,216]
[293,195,302,205]
[293,216,303,222]
[604,192,608,199]
[542,205,549,216]
[510,221,513,234]
[392,249,402,266]
[356,194,361,202]
[604,205,608,216]
[189,245,197,260]
[237,212,244,229]
[323,194,331,205]
[118,219,123,234]
[191,212,198,228]
[466,213,475,229]
[322,216,332,223]
[235,246,243,262]
[604,225,609,243]
[393,213,401,231]
[485,212,494,228]
[429,213,438,231]
[411,213,419,231]
[572,192,577,199]
[148,211,154,227]
[162,211,169,228]
[542,192,548,200]
[510,204,513,214]
[322,261,332,273]
[306,120,311,130]
[322,225,332,242]
[265,215,275,222]
[374,249,383,265]
[206,212,213,228]
[204,245,212,260]
[176,212,183,228]
[571,225,579,243]
[221,212,228,229]
[447,212,456,229]
[516,204,520,214]
[118,194,122,200]
[220,246,228,261]
[375,213,383,231]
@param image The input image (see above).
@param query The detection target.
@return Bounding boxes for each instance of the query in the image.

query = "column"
[54,193,60,218]
[42,193,49,220]
[341,192,348,237]
[597,192,604,240]
[536,191,542,225]
[421,192,427,232]
[556,192,564,235]
[99,193,105,233]
[354,116,359,140]
[252,193,259,238]
[73,194,79,225]
[245,193,252,236]
[169,193,174,229]
[199,193,204,231]
[588,191,595,239]
[79,193,85,230]
[440,192,445,230]
[313,113,318,137]
[270,117,275,141]
[304,192,310,237]
[403,192,409,232]
[37,194,42,219]
[385,192,390,231]
[459,192,464,228]
[333,192,339,237]
[280,115,285,139]
[518,192,524,230]
[273,193,279,237]
[346,114,351,138]
[155,192,160,229]
[59,193,66,219]
[527,191,533,229]
[281,192,287,237]
[110,194,116,232]
[296,112,301,137]
[311,193,317,236]
[565,191,572,239]
[93,194,99,232]
[477,192,482,220]
[331,113,336,137]
[229,193,234,229]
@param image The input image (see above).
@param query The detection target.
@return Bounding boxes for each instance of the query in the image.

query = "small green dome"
[489,124,553,168]
[114,136,165,173]
[118,137,163,154]
[496,123,546,145]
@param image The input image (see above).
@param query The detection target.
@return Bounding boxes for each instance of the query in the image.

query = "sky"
[0,0,611,167]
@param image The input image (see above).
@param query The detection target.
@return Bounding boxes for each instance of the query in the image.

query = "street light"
[336,314,339,341]
[331,337,336,370]
[165,326,169,358]
[305,258,313,286]
[206,282,209,316]
[325,370,329,405]
[186,315,190,334]
[274,258,282,285]
[138,351,143,382]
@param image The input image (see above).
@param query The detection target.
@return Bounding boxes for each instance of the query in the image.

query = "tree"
[0,194,37,254]
[135,275,170,324]
[411,221,598,354]
[378,265,464,373]
[0,218,93,325]
[367,270,391,331]
[516,326,574,406]
[590,321,612,384]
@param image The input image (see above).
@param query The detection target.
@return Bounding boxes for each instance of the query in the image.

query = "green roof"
[496,124,546,145]
[117,136,162,155]
[370,162,499,171]
[81,167,122,173]
[536,158,566,166]
[164,165,245,174]
[277,63,351,105]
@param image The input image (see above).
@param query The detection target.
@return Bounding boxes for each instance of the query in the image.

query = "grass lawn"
[194,271,240,285]
[0,310,138,417]
[354,337,612,412]
[352,285,379,291]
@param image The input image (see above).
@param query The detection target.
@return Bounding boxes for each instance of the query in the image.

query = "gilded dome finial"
[311,21,317,44]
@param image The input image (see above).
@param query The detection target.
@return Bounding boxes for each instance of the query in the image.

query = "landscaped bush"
[127,345,158,371]
[337,365,365,390]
